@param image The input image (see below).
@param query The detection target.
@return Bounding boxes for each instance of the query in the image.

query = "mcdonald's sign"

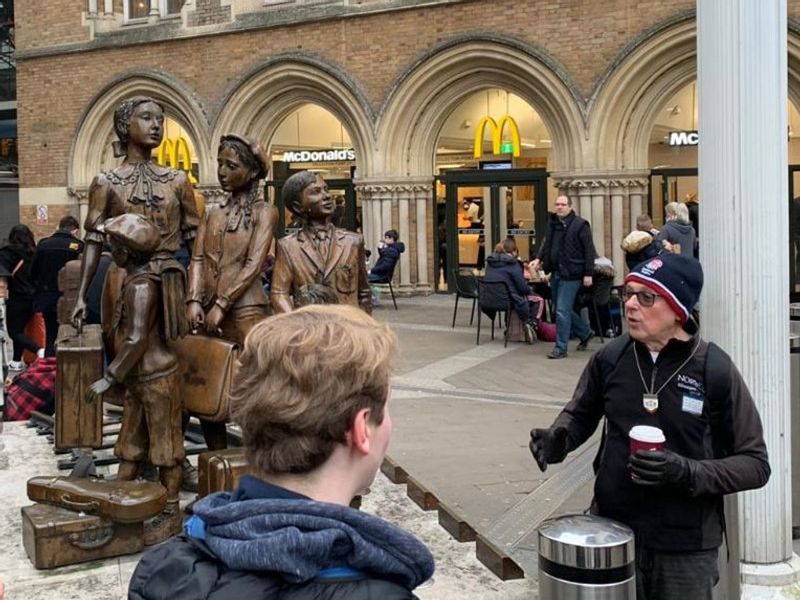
[472,115,521,159]
[155,136,197,184]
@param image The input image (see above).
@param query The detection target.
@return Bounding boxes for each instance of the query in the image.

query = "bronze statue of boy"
[270,171,371,313]
[86,213,184,542]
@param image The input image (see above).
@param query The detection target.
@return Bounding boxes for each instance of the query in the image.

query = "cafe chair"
[476,279,514,347]
[370,264,398,310]
[451,268,479,327]
[574,276,614,343]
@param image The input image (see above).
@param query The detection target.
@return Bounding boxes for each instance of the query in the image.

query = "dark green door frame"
[440,168,548,293]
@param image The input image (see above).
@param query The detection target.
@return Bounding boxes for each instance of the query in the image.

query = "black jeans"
[636,547,719,600]
[6,301,40,360]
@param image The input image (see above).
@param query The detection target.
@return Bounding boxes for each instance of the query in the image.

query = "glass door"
[648,168,698,229]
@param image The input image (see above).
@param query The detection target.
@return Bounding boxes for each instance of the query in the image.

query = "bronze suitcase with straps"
[21,503,143,569]
[27,476,167,523]
[54,323,105,450]
[172,334,239,422]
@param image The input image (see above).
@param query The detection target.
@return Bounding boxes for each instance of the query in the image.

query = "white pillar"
[578,190,591,222]
[610,191,624,284]
[415,186,430,289]
[398,194,411,289]
[629,191,643,228]
[591,186,605,257]
[103,0,112,15]
[698,0,798,586]
[88,0,98,16]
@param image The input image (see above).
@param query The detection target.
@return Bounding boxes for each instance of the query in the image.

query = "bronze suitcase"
[172,334,239,422]
[55,323,104,450]
[27,476,167,523]
[21,503,143,569]
[198,448,254,498]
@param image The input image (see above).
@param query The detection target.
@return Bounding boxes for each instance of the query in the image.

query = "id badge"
[643,393,659,414]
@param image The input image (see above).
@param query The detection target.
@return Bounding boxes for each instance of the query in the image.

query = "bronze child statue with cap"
[86,213,184,542]
[270,171,371,313]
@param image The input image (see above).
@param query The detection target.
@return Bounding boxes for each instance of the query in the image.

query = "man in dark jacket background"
[484,238,536,343]
[529,254,769,600]
[129,305,435,600]
[31,215,83,356]
[529,195,595,358]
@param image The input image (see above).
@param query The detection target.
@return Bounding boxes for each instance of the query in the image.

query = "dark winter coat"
[537,211,595,280]
[0,244,35,302]
[484,252,530,303]
[369,241,405,282]
[31,230,83,312]
[552,335,770,552]
[129,476,434,600]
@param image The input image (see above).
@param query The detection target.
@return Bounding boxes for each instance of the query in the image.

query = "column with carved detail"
[103,0,112,15]
[67,188,89,235]
[397,191,412,291]
[88,0,98,16]
[414,183,431,292]
[590,181,606,257]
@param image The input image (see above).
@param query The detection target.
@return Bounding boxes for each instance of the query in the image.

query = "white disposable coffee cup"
[629,425,665,455]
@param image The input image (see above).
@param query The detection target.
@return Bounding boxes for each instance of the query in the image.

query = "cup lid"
[629,425,665,443]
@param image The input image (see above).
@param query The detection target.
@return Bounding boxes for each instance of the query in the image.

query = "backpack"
[5,358,57,421]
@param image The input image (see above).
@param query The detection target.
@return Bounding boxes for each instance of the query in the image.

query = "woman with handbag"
[0,225,43,371]
[186,134,277,450]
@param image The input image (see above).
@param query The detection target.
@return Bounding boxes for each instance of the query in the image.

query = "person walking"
[529,253,770,600]
[529,195,595,359]
[0,225,42,369]
[30,215,83,356]
[656,202,697,258]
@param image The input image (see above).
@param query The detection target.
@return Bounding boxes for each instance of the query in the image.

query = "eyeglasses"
[622,286,662,307]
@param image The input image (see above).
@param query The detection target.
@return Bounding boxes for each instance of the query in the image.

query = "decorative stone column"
[66,187,89,235]
[356,180,433,295]
[698,0,799,589]
[554,174,649,284]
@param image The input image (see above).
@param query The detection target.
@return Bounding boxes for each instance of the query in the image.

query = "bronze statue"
[86,213,183,541]
[71,96,199,339]
[186,134,276,345]
[271,171,371,314]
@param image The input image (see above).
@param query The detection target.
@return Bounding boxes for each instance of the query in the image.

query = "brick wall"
[187,0,232,26]
[15,0,89,52]
[16,1,706,189]
[19,205,81,242]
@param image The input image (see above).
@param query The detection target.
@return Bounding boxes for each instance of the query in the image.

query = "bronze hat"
[102,213,160,254]
[220,133,268,180]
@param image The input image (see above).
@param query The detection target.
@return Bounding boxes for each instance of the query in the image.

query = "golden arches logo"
[472,115,521,159]
[155,136,197,184]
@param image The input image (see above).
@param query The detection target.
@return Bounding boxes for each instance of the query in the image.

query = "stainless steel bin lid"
[538,514,635,570]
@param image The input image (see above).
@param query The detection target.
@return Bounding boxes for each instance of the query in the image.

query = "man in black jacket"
[530,195,595,358]
[129,305,435,600]
[31,215,83,356]
[529,254,769,600]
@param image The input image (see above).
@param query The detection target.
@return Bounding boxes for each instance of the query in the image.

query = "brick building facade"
[14,0,800,289]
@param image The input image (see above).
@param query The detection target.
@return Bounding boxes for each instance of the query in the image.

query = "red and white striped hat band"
[625,272,690,323]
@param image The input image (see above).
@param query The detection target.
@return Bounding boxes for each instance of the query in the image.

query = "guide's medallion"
[643,394,659,414]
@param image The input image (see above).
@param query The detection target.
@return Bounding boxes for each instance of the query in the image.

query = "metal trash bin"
[538,514,635,599]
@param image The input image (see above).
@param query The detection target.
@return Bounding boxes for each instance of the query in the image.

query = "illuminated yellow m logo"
[156,136,197,184]
[472,115,521,159]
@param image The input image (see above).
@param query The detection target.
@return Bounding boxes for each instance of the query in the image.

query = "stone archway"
[69,70,212,211]
[370,36,585,292]
[211,55,376,178]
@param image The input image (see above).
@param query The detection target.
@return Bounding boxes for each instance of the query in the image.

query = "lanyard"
[633,338,701,396]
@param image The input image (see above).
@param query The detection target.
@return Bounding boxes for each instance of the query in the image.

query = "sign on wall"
[36,204,48,225]
[668,130,699,147]
[473,115,521,159]
[282,148,356,163]
[155,137,198,184]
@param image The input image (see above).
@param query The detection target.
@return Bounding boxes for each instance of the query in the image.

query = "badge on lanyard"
[643,393,659,414]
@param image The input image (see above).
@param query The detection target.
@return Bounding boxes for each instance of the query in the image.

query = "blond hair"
[231,305,397,475]
[665,201,690,224]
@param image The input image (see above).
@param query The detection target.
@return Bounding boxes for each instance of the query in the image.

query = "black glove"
[529,427,569,472]
[628,450,691,489]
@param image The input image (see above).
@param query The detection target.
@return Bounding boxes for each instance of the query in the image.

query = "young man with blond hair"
[129,304,435,600]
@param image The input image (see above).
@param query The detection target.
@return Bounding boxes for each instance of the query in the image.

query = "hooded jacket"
[129,477,435,600]
[484,252,530,302]
[655,221,697,259]
[369,241,405,281]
